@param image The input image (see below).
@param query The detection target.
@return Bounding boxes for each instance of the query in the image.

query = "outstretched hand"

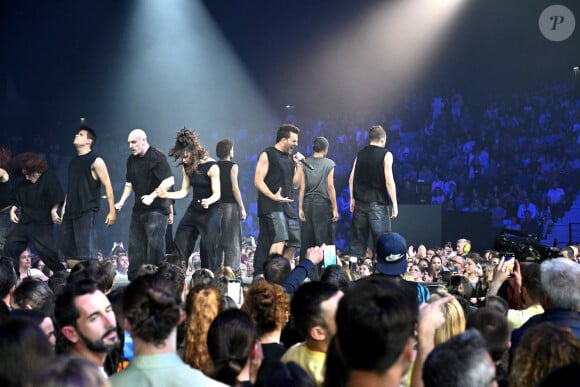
[273,188,293,203]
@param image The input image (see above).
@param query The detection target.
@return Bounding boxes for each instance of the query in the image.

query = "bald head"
[128,129,149,156]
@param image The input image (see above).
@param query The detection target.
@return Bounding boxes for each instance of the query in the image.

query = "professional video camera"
[494,228,560,262]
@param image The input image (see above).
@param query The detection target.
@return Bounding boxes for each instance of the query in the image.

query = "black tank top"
[190,161,221,210]
[258,147,296,218]
[353,145,390,205]
[217,160,236,204]
[64,151,100,219]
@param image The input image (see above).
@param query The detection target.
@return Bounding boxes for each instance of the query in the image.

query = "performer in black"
[157,128,222,271]
[58,125,116,265]
[253,124,304,276]
[349,125,398,259]
[115,129,174,280]
[216,139,246,274]
[5,152,65,273]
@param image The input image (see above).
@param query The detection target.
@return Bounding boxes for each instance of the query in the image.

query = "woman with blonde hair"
[183,284,222,375]
[429,292,466,345]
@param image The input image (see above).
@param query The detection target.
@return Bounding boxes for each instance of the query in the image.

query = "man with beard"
[253,124,304,276]
[54,279,119,376]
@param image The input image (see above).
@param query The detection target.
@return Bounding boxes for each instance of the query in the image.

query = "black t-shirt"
[9,169,65,224]
[126,147,173,214]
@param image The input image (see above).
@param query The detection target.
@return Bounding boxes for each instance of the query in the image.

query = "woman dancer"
[157,128,222,270]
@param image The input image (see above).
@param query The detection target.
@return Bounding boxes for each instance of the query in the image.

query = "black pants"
[173,204,222,271]
[5,222,65,273]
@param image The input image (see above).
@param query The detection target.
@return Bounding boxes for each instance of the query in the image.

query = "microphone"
[294,152,314,170]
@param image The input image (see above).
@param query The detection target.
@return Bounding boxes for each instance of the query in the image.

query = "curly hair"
[168,128,208,176]
[183,284,222,375]
[11,152,48,176]
[122,274,182,346]
[511,322,580,387]
[241,281,289,335]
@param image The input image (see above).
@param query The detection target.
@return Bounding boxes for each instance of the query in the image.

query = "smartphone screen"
[504,254,515,275]
[323,245,337,267]
[227,280,241,304]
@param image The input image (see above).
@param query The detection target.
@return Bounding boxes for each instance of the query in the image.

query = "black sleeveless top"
[217,160,236,204]
[64,151,101,219]
[353,145,391,205]
[257,147,296,218]
[189,161,221,210]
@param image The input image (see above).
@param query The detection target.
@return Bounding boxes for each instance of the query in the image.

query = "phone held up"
[323,245,337,268]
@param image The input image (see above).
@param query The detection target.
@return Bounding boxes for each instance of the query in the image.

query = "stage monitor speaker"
[392,204,442,249]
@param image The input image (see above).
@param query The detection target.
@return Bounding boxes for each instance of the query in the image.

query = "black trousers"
[5,222,65,273]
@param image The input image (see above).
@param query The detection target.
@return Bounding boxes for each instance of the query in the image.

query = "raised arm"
[93,157,116,226]
[291,158,303,190]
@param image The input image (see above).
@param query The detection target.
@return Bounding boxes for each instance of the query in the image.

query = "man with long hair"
[5,152,65,273]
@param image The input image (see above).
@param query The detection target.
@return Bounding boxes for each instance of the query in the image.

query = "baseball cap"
[376,232,408,276]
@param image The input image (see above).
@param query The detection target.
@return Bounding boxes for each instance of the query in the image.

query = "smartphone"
[323,245,337,267]
[227,279,241,304]
[504,254,515,275]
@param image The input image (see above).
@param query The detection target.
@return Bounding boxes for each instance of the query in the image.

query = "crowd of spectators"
[2,229,580,386]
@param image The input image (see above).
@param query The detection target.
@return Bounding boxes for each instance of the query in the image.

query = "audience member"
[510,322,580,387]
[423,329,496,387]
[54,279,120,374]
[0,317,54,386]
[281,281,342,386]
[30,355,110,387]
[510,258,580,360]
[183,284,223,375]
[110,274,225,386]
[207,308,263,386]
[466,307,511,387]
[242,280,290,384]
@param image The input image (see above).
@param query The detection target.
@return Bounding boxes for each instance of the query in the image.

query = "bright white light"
[282,0,466,113]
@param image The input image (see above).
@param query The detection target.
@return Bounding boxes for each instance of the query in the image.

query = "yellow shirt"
[508,304,544,331]
[281,342,326,386]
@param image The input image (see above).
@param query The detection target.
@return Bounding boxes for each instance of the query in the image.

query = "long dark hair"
[207,309,258,386]
[168,128,208,176]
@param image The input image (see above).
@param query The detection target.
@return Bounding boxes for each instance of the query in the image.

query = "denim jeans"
[217,203,242,273]
[128,210,168,280]
[59,211,99,261]
[300,197,335,261]
[349,201,391,258]
[173,204,222,271]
